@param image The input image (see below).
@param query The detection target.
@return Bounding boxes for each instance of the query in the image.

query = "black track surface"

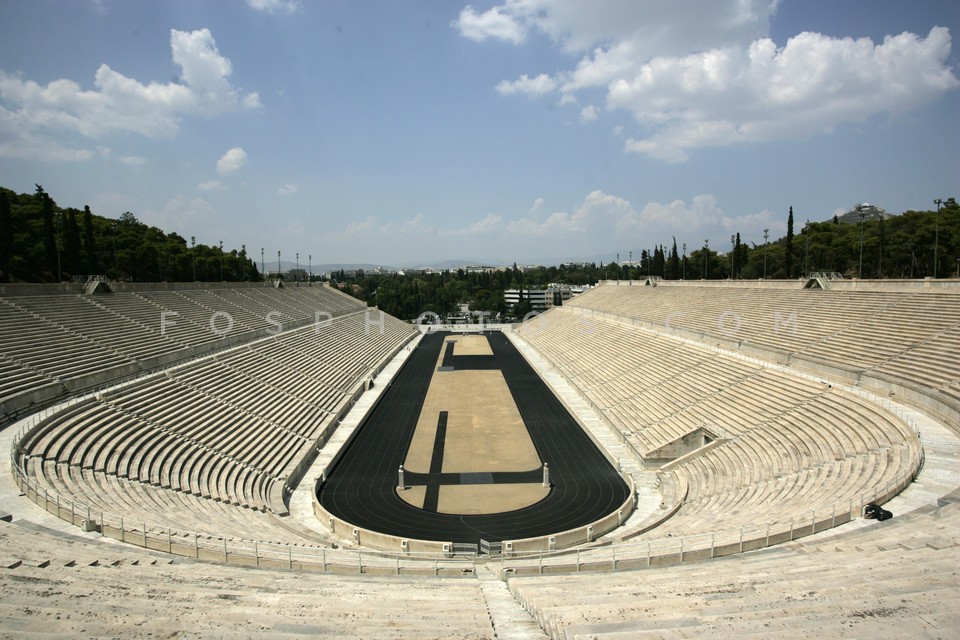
[317,331,630,545]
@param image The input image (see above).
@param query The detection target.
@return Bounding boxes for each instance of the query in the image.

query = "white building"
[504,284,588,313]
[504,288,552,313]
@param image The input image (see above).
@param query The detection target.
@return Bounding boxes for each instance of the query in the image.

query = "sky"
[1,0,958,268]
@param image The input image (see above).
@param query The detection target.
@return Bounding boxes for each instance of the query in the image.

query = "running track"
[317,331,630,546]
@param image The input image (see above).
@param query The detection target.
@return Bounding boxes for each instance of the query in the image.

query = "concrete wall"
[599,277,960,293]
[601,279,804,290]
[0,280,284,297]
[312,492,452,555]
[503,475,636,553]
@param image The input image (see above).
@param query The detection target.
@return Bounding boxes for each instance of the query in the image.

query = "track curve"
[317,331,630,545]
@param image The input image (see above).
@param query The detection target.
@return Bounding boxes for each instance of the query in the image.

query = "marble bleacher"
[11,286,416,544]
[516,293,924,540]
[508,498,960,639]
[0,518,495,639]
[0,284,369,416]
[565,283,960,395]
[3,280,960,638]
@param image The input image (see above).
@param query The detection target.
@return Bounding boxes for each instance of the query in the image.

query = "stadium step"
[477,566,549,640]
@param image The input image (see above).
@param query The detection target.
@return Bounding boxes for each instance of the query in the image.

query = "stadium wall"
[0,281,283,296]
[600,277,960,292]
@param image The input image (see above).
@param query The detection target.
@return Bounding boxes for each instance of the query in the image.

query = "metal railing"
[7,342,925,581]
[9,425,922,578]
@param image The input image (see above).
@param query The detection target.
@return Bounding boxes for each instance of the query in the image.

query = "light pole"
[191,236,196,281]
[219,240,223,282]
[703,239,709,279]
[260,247,265,281]
[277,250,281,280]
[763,229,769,278]
[308,254,312,286]
[934,199,943,278]
[241,244,246,282]
[682,243,686,279]
[295,252,300,285]
[857,204,865,278]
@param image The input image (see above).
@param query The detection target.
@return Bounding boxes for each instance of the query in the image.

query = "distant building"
[504,288,552,313]
[504,284,586,313]
[286,268,307,282]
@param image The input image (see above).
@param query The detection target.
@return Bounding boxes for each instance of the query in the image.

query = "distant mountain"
[832,204,894,224]
[398,259,502,270]
[313,263,397,274]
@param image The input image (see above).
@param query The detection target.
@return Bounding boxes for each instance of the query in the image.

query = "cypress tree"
[36,185,58,281]
[785,206,795,278]
[82,205,98,274]
[669,238,680,280]
[63,209,82,276]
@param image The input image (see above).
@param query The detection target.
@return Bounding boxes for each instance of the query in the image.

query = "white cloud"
[246,0,297,13]
[637,194,728,232]
[455,0,776,53]
[319,189,786,263]
[198,179,223,191]
[495,73,557,97]
[447,213,503,237]
[141,195,217,235]
[278,183,298,197]
[462,1,959,161]
[615,28,960,161]
[635,194,782,241]
[508,190,634,236]
[118,154,147,166]
[216,147,247,175]
[0,28,259,161]
[90,191,135,215]
[453,5,525,44]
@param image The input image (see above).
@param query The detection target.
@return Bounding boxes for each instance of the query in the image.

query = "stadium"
[1,276,958,638]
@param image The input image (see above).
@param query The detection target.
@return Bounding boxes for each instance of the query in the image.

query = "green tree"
[82,205,98,274]
[36,185,58,280]
[668,238,680,280]
[0,190,12,282]
[63,209,83,277]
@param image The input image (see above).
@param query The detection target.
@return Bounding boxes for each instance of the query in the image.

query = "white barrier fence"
[9,420,922,578]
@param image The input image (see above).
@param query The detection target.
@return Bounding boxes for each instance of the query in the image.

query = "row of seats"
[16,307,416,536]
[0,518,494,639]
[0,285,367,412]
[567,284,960,390]
[508,500,960,639]
[517,303,921,541]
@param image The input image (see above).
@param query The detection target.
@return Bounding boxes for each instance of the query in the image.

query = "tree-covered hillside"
[339,198,959,320]
[0,185,260,283]
[1,184,956,293]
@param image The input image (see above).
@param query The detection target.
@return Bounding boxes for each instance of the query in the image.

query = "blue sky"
[1,1,958,267]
